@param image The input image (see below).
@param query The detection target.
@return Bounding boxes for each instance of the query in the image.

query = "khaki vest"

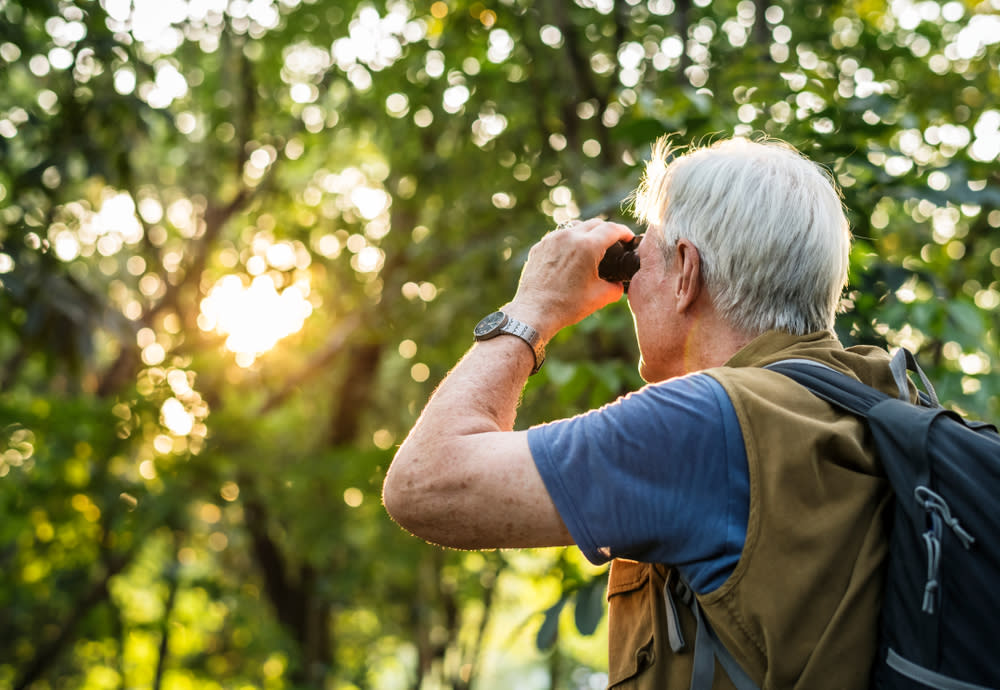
[607,331,899,689]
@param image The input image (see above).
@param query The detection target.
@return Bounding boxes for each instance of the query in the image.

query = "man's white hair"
[634,136,851,336]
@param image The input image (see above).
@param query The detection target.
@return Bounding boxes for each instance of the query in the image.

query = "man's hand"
[505,219,636,342]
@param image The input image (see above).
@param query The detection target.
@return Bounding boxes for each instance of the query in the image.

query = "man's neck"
[642,316,754,382]
[677,309,755,374]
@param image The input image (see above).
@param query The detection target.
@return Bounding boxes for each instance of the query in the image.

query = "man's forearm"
[409,334,535,439]
[397,297,559,443]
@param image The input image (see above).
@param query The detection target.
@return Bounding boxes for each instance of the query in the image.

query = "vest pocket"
[607,560,657,687]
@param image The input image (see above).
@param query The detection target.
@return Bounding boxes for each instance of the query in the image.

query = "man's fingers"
[580,220,637,257]
[554,217,603,234]
[554,218,635,245]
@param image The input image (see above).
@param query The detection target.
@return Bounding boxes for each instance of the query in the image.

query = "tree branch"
[152,563,180,690]
[97,35,262,398]
[327,340,384,446]
[455,557,504,689]
[257,312,362,415]
[13,551,134,690]
[674,0,692,85]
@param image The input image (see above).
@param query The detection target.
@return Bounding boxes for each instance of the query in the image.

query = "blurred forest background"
[0,0,998,687]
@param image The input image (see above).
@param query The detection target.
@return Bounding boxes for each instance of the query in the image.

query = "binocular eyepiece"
[598,234,643,289]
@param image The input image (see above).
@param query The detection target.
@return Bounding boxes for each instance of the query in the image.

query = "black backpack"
[767,349,1000,689]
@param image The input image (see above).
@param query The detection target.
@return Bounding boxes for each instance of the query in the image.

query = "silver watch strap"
[501,317,545,374]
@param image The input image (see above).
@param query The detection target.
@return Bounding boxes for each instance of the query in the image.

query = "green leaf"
[574,574,609,636]
[947,300,986,342]
[536,595,568,651]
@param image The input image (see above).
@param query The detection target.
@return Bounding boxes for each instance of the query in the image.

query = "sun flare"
[198,274,313,367]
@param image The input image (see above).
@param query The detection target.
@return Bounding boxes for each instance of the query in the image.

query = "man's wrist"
[499,302,561,344]
[473,310,546,374]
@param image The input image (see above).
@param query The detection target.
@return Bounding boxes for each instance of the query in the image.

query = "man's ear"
[674,239,702,313]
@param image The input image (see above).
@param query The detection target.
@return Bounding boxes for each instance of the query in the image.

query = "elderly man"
[384,137,896,688]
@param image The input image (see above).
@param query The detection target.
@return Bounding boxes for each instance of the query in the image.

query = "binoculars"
[598,233,643,288]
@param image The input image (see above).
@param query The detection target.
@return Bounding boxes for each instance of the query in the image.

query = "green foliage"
[1,0,998,687]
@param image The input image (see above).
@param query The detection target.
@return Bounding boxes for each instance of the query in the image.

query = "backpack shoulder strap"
[763,358,891,419]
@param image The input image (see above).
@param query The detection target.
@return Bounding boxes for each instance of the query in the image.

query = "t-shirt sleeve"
[527,372,748,594]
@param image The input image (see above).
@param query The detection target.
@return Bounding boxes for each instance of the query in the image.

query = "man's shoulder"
[630,371,736,420]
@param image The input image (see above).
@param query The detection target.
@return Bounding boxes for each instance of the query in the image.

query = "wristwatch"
[473,310,545,374]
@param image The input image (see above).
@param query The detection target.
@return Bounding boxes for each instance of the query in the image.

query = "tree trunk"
[328,341,384,446]
[242,485,335,684]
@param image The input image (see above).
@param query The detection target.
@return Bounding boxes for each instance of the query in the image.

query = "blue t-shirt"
[527,372,749,594]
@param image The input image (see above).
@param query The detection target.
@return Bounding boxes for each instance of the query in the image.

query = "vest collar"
[724,330,840,369]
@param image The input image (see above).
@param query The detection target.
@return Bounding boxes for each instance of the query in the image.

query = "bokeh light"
[198,274,313,366]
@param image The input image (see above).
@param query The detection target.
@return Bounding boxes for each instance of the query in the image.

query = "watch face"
[474,310,507,338]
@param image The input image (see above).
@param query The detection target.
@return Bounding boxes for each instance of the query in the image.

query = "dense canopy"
[1,0,997,687]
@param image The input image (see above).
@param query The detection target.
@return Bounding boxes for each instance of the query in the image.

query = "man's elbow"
[383,451,436,536]
[382,459,416,530]
[382,451,471,548]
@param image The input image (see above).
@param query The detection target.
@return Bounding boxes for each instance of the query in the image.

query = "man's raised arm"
[382,219,635,549]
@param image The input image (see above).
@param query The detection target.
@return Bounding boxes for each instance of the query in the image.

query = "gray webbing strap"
[887,649,994,690]
[665,573,760,690]
[689,598,716,689]
[689,598,760,690]
[889,347,939,406]
[663,579,687,652]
